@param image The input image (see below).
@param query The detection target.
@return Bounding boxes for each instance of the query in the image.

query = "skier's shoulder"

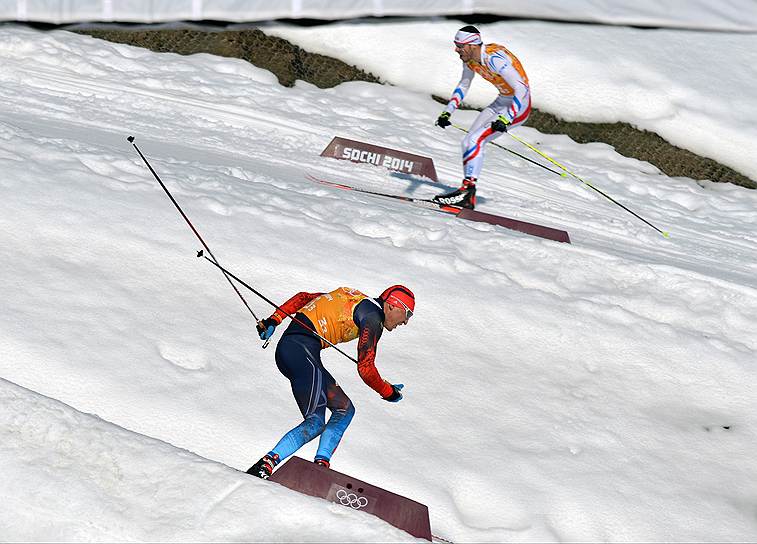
[353,297,384,330]
[332,286,368,299]
[483,43,513,68]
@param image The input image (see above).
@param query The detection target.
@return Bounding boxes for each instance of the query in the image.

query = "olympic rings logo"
[336,488,369,509]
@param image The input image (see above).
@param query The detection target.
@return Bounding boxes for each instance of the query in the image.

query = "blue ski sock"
[315,403,355,462]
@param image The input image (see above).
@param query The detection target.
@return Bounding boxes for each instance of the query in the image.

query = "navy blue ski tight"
[268,331,355,463]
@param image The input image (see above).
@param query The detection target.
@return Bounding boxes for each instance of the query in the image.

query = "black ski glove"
[435,111,452,128]
[383,383,404,403]
[491,115,510,132]
[256,317,278,341]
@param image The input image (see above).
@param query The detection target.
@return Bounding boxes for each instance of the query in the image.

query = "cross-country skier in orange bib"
[433,25,531,210]
[246,285,414,479]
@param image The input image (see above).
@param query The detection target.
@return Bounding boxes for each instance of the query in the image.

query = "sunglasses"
[395,298,413,320]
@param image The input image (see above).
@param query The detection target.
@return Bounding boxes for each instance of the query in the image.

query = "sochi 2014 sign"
[320,137,438,181]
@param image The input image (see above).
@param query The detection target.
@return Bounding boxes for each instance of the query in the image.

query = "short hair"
[458,25,480,34]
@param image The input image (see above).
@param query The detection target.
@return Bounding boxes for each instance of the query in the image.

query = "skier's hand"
[491,115,510,132]
[435,112,451,129]
[383,383,404,403]
[256,317,278,341]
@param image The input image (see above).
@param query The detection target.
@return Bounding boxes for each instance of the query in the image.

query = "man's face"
[455,43,479,63]
[383,302,411,331]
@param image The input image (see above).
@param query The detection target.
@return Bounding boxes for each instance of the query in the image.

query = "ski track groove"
[199,479,246,527]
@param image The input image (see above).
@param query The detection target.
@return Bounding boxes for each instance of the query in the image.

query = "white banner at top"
[1,0,756,32]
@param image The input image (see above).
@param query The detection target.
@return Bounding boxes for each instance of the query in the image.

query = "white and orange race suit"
[444,43,531,180]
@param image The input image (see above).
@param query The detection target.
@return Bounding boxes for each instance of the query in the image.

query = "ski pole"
[126,136,270,346]
[451,123,564,177]
[198,251,360,365]
[451,123,670,238]
[506,130,669,238]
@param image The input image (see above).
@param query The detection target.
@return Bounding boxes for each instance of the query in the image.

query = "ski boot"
[246,453,279,479]
[432,177,477,209]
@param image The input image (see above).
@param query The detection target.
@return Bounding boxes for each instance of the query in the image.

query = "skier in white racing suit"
[433,25,531,210]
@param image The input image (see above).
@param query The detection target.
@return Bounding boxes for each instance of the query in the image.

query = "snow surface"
[1,22,757,542]
[263,19,757,183]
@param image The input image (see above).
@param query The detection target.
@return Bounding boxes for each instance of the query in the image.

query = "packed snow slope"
[0,378,415,542]
[1,27,756,542]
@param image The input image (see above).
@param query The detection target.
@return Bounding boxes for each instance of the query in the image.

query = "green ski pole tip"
[662,231,671,238]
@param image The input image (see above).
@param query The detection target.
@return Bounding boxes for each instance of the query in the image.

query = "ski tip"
[127,135,135,143]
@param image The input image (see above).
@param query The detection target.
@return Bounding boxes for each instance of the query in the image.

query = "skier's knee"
[327,384,352,411]
[303,413,326,437]
[342,401,355,425]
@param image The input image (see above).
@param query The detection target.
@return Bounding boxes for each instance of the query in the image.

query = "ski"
[305,172,463,215]
[304,173,571,243]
